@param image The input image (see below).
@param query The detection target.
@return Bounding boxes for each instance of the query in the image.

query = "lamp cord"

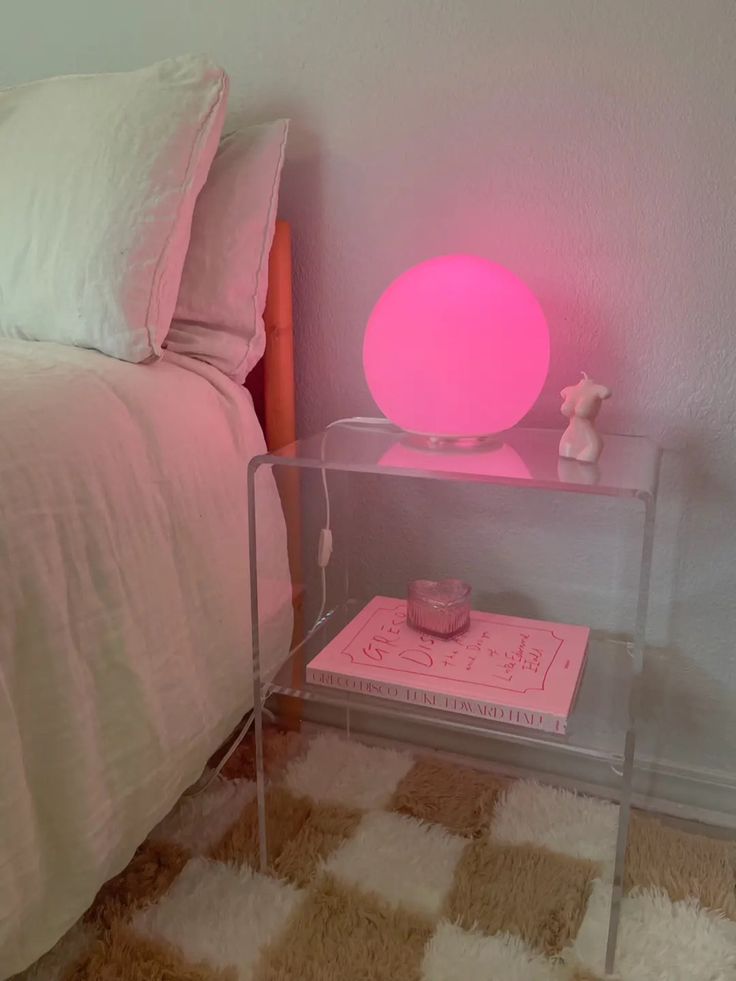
[313,416,388,627]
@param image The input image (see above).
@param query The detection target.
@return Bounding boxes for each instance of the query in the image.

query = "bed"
[0,210,297,978]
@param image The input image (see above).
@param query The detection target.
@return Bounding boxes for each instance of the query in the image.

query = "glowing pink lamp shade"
[363,255,550,438]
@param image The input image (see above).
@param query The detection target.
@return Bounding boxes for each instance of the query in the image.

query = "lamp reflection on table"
[379,435,531,481]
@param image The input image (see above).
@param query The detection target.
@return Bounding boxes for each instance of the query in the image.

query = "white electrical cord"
[189,416,388,797]
[290,416,388,654]
[186,712,255,796]
[187,704,278,797]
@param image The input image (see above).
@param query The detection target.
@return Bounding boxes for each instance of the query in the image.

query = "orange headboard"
[246,220,296,452]
[247,220,305,725]
[248,221,302,666]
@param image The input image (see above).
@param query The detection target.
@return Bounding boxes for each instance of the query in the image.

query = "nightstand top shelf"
[255,422,660,502]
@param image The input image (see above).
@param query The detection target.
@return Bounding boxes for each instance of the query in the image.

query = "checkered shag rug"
[17,730,736,981]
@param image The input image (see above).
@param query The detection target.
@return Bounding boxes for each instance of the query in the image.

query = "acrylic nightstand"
[248,420,660,976]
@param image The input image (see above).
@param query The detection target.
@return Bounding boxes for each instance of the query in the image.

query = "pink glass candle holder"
[407,579,472,638]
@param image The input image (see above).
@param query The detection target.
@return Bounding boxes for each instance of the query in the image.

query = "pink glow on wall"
[363,255,550,437]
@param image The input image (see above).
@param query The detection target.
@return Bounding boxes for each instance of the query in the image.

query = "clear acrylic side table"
[248,422,660,976]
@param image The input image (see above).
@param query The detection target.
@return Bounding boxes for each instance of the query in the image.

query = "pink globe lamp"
[363,254,550,442]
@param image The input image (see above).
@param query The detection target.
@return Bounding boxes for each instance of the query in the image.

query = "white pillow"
[165,119,289,382]
[0,55,228,363]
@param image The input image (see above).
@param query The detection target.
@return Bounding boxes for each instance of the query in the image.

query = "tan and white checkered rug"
[17,730,736,981]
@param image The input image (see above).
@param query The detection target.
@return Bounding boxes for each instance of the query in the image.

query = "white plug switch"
[317,528,333,568]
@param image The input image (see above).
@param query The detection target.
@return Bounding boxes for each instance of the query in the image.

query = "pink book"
[306,597,589,733]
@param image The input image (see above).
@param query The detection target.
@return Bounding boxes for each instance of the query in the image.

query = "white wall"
[3,1,735,792]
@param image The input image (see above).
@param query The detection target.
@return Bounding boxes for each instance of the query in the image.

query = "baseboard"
[293,699,736,831]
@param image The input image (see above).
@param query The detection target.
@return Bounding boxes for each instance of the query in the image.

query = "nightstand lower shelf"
[262,599,636,769]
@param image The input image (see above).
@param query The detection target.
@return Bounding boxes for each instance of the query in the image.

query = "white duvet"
[0,341,293,977]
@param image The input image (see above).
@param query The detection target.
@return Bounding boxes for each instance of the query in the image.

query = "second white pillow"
[166,119,289,382]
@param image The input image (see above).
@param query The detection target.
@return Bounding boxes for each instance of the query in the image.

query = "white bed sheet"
[0,341,293,977]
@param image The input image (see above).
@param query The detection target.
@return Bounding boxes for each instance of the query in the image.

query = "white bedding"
[0,340,293,977]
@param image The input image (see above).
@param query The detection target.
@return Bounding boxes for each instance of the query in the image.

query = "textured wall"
[3,1,735,786]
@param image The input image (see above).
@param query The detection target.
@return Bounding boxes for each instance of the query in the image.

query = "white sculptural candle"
[559,373,612,464]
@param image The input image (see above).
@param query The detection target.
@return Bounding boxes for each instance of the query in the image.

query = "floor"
[16,724,736,981]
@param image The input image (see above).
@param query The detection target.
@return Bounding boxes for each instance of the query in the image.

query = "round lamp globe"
[363,254,550,439]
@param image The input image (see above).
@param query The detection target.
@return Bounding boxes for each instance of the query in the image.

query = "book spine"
[306,667,567,734]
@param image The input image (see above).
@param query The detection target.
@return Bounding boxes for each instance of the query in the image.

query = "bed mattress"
[0,340,293,977]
